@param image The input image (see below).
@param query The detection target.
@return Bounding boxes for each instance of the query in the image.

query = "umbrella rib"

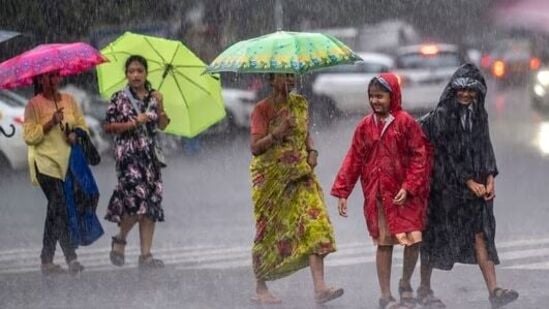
[172,70,214,96]
[172,64,206,69]
[157,43,181,90]
[143,37,168,65]
[171,70,190,111]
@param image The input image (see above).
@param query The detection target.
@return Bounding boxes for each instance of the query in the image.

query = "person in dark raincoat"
[332,73,430,309]
[418,63,518,309]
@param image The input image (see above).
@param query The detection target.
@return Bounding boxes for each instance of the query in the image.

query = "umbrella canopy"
[206,31,363,74]
[97,32,225,138]
[0,42,107,89]
[492,0,549,34]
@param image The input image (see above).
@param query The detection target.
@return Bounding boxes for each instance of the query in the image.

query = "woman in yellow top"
[23,71,87,275]
[249,73,343,305]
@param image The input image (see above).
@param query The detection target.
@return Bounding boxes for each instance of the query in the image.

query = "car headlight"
[537,70,549,86]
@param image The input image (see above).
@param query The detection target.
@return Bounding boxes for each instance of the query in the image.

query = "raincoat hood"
[369,72,402,114]
[438,63,487,113]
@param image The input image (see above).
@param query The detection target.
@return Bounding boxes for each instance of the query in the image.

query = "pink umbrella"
[0,42,107,89]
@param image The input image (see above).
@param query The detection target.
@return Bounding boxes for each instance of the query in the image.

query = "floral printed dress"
[250,93,336,281]
[105,87,164,223]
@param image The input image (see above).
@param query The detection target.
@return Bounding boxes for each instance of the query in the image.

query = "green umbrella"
[97,32,225,137]
[206,31,362,74]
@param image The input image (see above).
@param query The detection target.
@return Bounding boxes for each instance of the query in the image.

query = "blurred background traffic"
[2,0,549,172]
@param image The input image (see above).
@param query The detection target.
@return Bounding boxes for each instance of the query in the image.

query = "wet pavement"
[1,83,548,308]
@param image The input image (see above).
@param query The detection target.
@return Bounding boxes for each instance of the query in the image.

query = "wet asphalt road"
[1,83,548,308]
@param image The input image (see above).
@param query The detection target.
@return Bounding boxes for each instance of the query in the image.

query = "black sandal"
[41,263,66,275]
[68,260,84,275]
[379,296,408,309]
[489,287,518,309]
[138,254,164,270]
[416,286,446,309]
[110,236,126,267]
[398,279,417,308]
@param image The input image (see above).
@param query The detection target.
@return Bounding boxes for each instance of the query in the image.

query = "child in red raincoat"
[331,73,430,309]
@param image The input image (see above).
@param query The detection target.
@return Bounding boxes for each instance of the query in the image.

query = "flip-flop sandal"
[110,236,126,267]
[250,293,282,305]
[416,286,446,309]
[489,287,519,309]
[315,287,344,304]
[379,296,409,309]
[40,263,66,275]
[398,280,417,308]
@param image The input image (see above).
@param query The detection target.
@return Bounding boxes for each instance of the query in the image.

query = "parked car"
[311,52,394,120]
[0,90,109,171]
[206,88,257,134]
[393,43,466,113]
[0,91,26,170]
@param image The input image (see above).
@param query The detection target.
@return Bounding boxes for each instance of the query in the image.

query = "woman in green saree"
[249,73,343,305]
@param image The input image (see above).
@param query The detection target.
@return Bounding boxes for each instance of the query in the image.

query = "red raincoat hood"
[369,72,402,114]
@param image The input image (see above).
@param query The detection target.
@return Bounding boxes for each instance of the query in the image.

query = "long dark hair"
[33,76,43,95]
[125,55,152,91]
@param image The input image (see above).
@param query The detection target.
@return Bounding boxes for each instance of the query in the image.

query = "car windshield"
[315,61,390,74]
[396,51,460,69]
[491,40,532,61]
[0,91,25,107]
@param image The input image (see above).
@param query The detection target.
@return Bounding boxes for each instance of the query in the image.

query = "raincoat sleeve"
[331,120,368,199]
[402,118,429,196]
[23,99,45,146]
[483,122,499,177]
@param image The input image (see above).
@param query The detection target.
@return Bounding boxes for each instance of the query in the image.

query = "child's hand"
[337,198,348,217]
[466,179,486,198]
[393,188,407,205]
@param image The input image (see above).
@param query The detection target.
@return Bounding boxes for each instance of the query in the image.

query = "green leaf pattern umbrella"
[97,32,225,137]
[206,31,362,74]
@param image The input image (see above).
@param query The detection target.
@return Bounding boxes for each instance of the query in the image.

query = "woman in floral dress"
[249,73,343,305]
[104,55,170,269]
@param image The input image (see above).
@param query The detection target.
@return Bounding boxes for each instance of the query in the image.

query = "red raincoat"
[331,73,430,238]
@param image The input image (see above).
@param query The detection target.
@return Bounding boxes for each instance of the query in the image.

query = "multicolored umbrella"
[0,42,107,89]
[97,32,225,138]
[206,31,363,74]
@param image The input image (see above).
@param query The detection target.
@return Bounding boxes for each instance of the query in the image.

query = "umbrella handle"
[0,124,16,137]
[53,96,64,131]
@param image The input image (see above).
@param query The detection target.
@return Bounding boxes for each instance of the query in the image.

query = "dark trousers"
[36,168,77,264]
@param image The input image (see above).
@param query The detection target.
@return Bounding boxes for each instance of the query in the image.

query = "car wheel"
[310,96,338,129]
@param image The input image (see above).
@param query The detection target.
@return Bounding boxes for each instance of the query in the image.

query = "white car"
[0,90,109,171]
[206,88,257,134]
[0,91,26,170]
[393,44,465,112]
[311,52,395,117]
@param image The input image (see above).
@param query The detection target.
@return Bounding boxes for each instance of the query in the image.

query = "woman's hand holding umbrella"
[43,107,64,134]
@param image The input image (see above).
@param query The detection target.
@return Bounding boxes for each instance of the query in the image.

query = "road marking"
[1,237,549,274]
